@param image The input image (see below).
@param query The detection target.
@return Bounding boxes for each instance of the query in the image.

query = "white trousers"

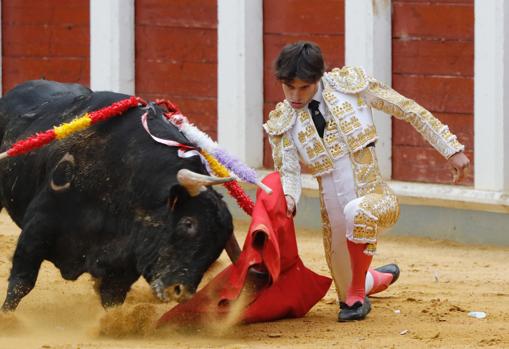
[319,154,388,300]
[320,155,357,300]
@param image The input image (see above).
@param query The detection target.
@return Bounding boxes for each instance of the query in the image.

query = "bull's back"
[0,80,129,225]
[0,80,92,143]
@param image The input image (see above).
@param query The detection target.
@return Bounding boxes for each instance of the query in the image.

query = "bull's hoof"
[1,302,17,313]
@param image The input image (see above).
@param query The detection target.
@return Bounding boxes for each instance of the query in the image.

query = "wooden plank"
[135,0,218,139]
[264,0,344,34]
[135,61,216,97]
[392,146,473,185]
[3,24,89,57]
[393,38,473,76]
[2,0,89,26]
[393,2,473,40]
[2,57,89,92]
[392,113,473,149]
[264,33,344,70]
[135,0,217,28]
[135,26,216,63]
[263,135,274,169]
[2,0,90,93]
[392,74,473,114]
[263,68,285,104]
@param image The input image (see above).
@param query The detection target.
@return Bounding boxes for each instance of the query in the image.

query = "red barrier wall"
[392,0,474,184]
[135,0,218,139]
[2,0,90,93]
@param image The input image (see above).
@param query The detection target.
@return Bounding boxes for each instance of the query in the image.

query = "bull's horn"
[177,169,234,197]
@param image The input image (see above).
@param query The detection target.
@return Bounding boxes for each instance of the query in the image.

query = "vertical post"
[345,0,392,179]
[217,0,263,167]
[474,0,509,192]
[90,0,134,94]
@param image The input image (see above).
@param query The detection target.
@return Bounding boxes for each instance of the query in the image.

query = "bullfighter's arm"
[361,78,465,159]
[268,133,302,204]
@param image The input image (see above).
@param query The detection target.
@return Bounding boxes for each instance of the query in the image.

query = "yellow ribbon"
[53,113,92,140]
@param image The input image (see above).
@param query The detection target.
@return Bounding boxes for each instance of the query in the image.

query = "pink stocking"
[345,240,372,306]
[367,268,394,295]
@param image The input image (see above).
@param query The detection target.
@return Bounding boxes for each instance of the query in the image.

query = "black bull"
[0,80,240,311]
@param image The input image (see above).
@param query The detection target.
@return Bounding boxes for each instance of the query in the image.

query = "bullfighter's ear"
[168,185,190,211]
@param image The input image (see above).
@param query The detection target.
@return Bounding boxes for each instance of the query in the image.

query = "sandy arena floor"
[0,210,508,348]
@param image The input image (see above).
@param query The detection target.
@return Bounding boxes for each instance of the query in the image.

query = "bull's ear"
[168,185,190,211]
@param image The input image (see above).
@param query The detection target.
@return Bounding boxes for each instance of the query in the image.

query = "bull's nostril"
[174,285,182,296]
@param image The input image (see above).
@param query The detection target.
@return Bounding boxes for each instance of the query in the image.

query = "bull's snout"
[167,284,193,303]
[150,279,193,303]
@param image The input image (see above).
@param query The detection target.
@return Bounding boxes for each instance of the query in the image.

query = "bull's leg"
[98,276,136,308]
[1,220,50,312]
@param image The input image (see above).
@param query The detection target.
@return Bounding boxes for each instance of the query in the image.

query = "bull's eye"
[179,217,198,236]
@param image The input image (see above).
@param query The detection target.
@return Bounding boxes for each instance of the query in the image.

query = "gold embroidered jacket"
[263,66,465,203]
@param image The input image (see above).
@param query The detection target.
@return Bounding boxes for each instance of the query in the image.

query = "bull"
[0,80,239,311]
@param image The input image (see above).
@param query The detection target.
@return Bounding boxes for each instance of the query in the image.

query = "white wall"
[345,0,392,179]
[90,0,135,94]
[474,0,509,192]
[217,0,264,167]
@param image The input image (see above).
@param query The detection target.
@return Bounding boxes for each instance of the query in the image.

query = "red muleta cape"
[157,172,331,326]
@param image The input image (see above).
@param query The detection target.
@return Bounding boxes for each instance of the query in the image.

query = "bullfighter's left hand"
[448,151,470,184]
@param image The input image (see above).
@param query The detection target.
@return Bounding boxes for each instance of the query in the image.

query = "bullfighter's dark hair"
[274,41,325,83]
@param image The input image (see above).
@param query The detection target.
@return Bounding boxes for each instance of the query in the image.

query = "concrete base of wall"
[219,186,509,246]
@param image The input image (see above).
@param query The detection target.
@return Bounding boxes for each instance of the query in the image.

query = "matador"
[263,41,470,321]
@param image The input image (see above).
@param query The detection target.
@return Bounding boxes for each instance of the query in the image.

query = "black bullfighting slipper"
[374,263,400,285]
[338,297,371,322]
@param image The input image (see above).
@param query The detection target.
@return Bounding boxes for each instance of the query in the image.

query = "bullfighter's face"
[281,78,319,110]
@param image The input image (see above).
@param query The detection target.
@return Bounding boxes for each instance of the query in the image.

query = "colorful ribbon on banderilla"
[0,97,142,160]
[142,99,273,216]
[0,96,267,216]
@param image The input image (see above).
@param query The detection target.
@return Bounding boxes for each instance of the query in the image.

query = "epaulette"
[324,66,369,94]
[263,101,296,136]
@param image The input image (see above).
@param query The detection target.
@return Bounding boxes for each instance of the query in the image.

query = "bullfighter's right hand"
[285,195,296,217]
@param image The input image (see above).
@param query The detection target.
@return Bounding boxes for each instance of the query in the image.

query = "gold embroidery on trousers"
[348,147,401,253]
[352,194,400,248]
[318,178,343,300]
[353,209,378,241]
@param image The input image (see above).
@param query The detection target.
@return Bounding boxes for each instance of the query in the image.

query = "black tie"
[308,100,326,138]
